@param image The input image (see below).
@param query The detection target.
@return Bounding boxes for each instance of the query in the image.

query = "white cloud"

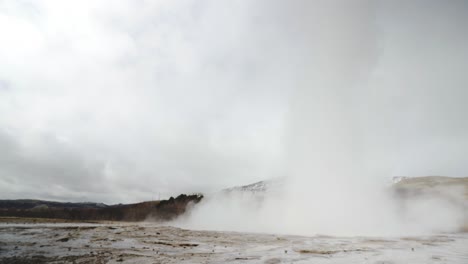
[0,0,467,204]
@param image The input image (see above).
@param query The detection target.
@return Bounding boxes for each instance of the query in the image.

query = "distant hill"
[223,178,285,193]
[0,199,108,210]
[393,176,468,193]
[392,176,468,205]
[0,194,203,222]
[225,176,468,209]
[225,176,468,196]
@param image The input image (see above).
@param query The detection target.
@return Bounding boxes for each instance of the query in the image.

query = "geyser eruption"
[175,0,465,236]
[283,0,385,235]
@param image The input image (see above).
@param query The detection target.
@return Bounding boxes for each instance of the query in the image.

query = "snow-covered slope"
[223,178,285,194]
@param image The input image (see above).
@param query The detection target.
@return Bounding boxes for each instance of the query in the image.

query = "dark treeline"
[0,194,203,222]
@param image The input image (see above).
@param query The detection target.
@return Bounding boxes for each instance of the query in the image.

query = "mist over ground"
[174,0,468,236]
[1,0,468,236]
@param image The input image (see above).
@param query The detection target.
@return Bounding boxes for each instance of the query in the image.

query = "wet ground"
[0,218,467,263]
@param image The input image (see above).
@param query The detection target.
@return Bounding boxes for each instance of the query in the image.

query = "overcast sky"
[1,0,467,204]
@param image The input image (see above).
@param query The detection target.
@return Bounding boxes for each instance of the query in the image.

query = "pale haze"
[1,0,467,207]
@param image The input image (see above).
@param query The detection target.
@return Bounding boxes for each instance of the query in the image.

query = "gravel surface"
[0,218,467,263]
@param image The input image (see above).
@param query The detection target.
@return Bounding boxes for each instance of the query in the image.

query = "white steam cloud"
[174,0,468,236]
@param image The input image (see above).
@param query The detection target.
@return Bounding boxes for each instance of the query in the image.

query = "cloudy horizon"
[1,0,467,204]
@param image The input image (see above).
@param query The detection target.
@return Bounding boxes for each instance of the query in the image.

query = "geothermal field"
[0,219,468,264]
[1,0,468,263]
[1,176,468,263]
[1,218,467,264]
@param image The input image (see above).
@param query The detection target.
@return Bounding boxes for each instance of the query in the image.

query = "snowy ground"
[0,218,467,264]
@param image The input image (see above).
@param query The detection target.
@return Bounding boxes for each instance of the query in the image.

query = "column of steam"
[282,0,382,235]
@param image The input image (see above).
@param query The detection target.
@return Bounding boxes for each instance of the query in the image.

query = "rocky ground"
[0,217,467,264]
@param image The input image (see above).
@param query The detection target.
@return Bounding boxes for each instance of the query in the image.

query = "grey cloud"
[0,0,286,203]
[0,0,467,204]
[0,129,112,202]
